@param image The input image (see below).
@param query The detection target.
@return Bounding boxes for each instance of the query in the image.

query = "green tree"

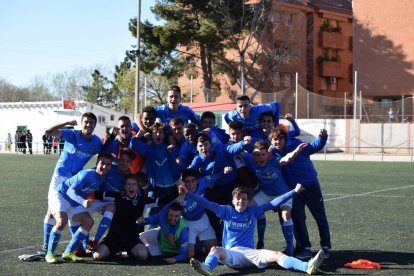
[128,0,230,99]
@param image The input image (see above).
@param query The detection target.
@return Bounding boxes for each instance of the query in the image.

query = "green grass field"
[0,154,413,275]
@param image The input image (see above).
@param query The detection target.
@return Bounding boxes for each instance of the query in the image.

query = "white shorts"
[185,213,216,244]
[87,200,114,215]
[48,189,88,220]
[139,227,162,256]
[48,174,68,199]
[253,190,292,208]
[222,246,273,269]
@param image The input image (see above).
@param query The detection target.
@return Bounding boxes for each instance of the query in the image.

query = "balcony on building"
[320,60,348,77]
[320,31,348,49]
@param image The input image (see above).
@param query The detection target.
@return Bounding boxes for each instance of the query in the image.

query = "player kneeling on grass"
[178,184,325,275]
[136,203,189,264]
[92,174,154,261]
[45,152,113,264]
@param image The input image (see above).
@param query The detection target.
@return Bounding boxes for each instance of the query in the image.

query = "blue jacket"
[273,135,327,188]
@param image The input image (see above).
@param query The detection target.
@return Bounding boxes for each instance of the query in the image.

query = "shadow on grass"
[318,249,414,274]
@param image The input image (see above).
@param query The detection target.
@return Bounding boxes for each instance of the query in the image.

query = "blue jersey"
[187,189,296,249]
[130,138,180,188]
[57,169,107,207]
[273,135,327,188]
[54,129,103,178]
[189,140,245,186]
[102,164,126,192]
[243,153,290,196]
[182,173,222,221]
[224,102,280,138]
[155,104,200,125]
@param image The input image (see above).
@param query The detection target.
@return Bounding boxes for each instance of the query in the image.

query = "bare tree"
[214,0,307,96]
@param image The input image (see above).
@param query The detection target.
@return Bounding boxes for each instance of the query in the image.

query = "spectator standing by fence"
[26,130,33,154]
[5,133,12,151]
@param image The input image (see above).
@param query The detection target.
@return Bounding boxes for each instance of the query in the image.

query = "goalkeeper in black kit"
[92,174,154,261]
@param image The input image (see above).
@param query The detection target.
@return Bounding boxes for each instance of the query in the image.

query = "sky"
[0,0,157,87]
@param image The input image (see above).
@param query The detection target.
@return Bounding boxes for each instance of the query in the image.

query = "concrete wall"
[0,101,130,152]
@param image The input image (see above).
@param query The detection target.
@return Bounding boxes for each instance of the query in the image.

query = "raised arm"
[45,120,77,138]
[279,142,307,165]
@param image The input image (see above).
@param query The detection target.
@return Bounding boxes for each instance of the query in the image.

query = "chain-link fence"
[179,82,413,123]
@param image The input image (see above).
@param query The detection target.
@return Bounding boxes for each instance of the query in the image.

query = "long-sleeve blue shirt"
[130,138,180,188]
[58,169,107,207]
[189,140,247,186]
[225,102,280,138]
[273,135,327,188]
[187,189,296,249]
[243,153,290,196]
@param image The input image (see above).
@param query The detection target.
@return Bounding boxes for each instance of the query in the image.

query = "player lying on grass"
[178,184,325,275]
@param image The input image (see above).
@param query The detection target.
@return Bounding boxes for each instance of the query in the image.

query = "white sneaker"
[190,258,212,276]
[306,249,325,275]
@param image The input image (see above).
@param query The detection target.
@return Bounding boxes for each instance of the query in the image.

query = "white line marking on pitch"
[325,184,414,202]
[0,241,69,255]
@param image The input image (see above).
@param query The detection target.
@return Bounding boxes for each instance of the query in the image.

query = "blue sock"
[257,215,266,243]
[43,217,55,245]
[94,211,113,242]
[69,223,79,236]
[81,234,89,250]
[47,227,62,254]
[204,252,219,271]
[282,219,294,256]
[278,255,308,272]
[64,227,88,254]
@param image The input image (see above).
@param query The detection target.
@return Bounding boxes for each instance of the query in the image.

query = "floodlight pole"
[134,0,142,115]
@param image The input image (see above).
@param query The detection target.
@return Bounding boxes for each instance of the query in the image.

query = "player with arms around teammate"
[270,128,331,259]
[39,112,103,255]
[45,152,113,263]
[179,184,325,275]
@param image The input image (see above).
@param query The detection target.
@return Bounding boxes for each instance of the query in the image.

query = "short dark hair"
[169,85,181,94]
[253,140,269,152]
[184,123,198,131]
[81,112,97,123]
[118,115,131,123]
[97,151,114,161]
[142,106,156,116]
[260,111,275,122]
[228,121,244,131]
[196,133,210,144]
[169,202,183,212]
[236,95,250,103]
[181,168,197,180]
[119,148,135,161]
[201,111,215,121]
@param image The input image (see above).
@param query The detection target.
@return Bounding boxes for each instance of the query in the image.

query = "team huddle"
[39,85,330,275]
